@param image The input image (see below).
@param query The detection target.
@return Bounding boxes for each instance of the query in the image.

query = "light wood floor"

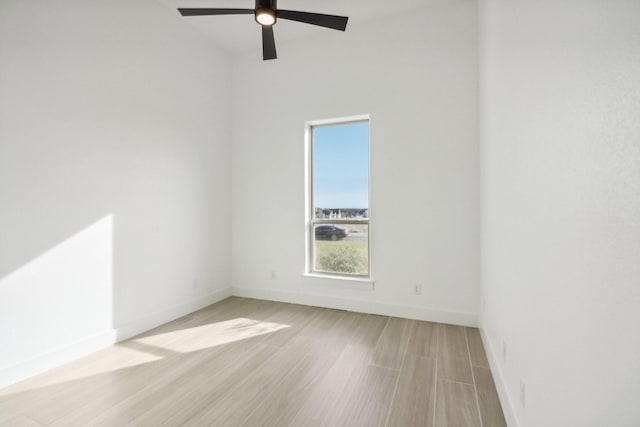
[0,297,506,427]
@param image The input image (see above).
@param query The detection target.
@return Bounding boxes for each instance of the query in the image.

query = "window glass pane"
[313,122,369,213]
[313,224,369,275]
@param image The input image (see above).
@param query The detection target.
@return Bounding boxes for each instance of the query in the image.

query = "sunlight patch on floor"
[133,318,290,353]
[0,318,290,398]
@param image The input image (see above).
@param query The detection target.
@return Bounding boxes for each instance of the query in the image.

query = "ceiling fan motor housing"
[256,0,276,10]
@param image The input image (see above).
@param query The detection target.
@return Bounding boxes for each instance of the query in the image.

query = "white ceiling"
[157,0,431,54]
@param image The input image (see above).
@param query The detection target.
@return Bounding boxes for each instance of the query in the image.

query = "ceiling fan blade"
[262,26,277,60]
[178,8,254,16]
[276,10,348,31]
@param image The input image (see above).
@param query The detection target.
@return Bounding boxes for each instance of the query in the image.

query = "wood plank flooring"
[0,297,506,427]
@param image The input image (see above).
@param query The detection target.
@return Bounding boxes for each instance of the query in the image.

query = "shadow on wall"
[0,215,115,387]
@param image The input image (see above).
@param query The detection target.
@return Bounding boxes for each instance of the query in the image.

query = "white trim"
[0,288,231,390]
[304,122,312,274]
[305,115,372,279]
[305,114,371,128]
[302,273,375,290]
[479,326,521,427]
[232,285,478,327]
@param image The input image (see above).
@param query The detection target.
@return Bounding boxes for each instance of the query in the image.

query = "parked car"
[315,224,349,241]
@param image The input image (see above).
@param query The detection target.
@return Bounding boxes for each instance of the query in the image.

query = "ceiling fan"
[178,0,349,60]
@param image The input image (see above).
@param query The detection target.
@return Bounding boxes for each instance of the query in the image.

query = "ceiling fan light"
[255,9,276,26]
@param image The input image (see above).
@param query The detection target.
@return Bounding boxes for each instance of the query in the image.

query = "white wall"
[479,1,640,425]
[231,0,480,325]
[0,0,232,387]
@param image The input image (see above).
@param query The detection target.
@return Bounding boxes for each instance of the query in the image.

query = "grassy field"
[314,239,369,275]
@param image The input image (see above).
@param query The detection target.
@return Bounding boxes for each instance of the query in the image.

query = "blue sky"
[313,121,369,209]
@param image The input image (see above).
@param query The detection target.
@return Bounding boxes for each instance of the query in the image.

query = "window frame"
[304,114,371,279]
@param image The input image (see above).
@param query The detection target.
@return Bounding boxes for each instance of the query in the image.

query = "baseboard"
[0,288,232,390]
[114,287,232,341]
[232,286,478,327]
[479,327,521,427]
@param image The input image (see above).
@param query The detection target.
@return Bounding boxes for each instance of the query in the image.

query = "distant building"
[314,208,368,219]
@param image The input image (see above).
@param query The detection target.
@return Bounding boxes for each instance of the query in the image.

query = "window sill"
[302,273,375,291]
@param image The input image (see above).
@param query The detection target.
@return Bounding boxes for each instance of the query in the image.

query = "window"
[305,116,370,278]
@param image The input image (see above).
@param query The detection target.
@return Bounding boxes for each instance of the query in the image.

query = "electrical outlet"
[482,298,487,313]
[520,380,526,408]
[192,278,199,290]
[413,284,422,295]
[270,270,277,280]
[502,341,507,363]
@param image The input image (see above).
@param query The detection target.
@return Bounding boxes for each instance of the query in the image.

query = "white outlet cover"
[520,380,526,407]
